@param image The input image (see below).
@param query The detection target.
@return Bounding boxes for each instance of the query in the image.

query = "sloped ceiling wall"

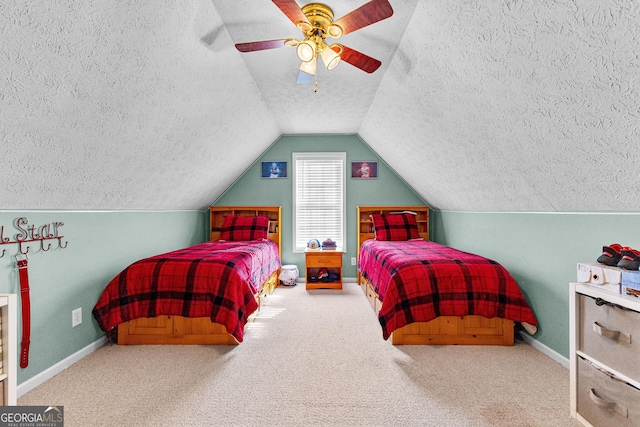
[362,1,640,211]
[1,0,279,210]
[2,1,639,211]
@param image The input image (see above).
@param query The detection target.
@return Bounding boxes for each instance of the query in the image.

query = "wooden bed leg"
[390,329,403,345]
[503,320,515,345]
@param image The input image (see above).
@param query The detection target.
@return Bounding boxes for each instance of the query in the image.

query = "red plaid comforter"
[93,240,281,342]
[358,240,537,340]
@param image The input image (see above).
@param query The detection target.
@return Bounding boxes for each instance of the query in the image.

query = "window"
[293,152,346,252]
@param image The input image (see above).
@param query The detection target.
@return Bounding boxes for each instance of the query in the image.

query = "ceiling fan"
[235,0,394,85]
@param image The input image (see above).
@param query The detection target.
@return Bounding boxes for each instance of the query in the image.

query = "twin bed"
[93,206,282,345]
[356,206,537,345]
[93,204,537,347]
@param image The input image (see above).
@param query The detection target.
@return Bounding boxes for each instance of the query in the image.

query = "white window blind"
[293,152,346,252]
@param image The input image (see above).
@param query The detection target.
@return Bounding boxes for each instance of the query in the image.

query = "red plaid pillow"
[220,215,270,241]
[370,212,421,241]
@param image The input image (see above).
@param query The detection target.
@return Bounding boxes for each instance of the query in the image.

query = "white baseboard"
[17,336,108,397]
[519,333,569,369]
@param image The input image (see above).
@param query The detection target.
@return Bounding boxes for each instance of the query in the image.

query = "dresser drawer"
[306,254,341,267]
[578,293,640,381]
[577,357,640,427]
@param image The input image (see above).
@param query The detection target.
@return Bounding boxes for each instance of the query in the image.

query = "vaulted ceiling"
[2,1,638,211]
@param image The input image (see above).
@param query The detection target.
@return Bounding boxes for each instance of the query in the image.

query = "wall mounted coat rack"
[0,217,67,258]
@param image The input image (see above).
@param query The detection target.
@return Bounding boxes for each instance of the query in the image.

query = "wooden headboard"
[356,206,429,250]
[209,206,282,259]
[356,206,429,286]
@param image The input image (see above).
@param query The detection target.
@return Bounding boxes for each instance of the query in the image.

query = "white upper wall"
[1,0,279,210]
[1,0,638,211]
[362,0,640,211]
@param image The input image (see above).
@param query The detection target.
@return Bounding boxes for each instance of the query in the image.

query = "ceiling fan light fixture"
[296,21,312,32]
[329,43,343,55]
[320,46,340,70]
[299,57,317,75]
[327,24,343,38]
[296,39,316,62]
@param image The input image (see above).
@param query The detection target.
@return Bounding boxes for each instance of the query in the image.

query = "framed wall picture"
[261,161,287,179]
[351,161,378,179]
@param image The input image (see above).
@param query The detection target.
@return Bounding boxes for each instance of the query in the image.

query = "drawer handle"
[589,388,628,418]
[592,321,632,344]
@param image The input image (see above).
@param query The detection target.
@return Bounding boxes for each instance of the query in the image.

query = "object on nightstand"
[307,239,320,251]
[321,238,337,250]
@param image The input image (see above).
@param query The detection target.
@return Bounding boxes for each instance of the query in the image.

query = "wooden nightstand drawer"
[578,293,640,381]
[306,254,342,267]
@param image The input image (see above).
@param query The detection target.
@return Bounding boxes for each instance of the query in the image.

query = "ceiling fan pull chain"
[314,74,318,93]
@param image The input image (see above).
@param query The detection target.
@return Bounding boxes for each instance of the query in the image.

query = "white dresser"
[570,283,640,426]
[0,294,17,405]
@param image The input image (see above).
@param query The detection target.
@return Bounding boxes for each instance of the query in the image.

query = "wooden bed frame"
[117,206,282,345]
[356,206,514,346]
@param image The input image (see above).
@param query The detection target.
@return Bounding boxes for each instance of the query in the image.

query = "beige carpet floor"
[19,282,582,427]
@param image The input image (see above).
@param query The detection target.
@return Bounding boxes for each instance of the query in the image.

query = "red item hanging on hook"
[16,254,30,368]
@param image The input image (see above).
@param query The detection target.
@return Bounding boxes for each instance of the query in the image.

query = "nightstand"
[305,248,342,290]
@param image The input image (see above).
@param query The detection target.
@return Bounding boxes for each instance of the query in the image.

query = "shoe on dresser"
[617,247,640,270]
[596,243,623,266]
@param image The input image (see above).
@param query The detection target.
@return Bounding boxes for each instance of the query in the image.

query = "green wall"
[6,134,635,387]
[213,134,426,276]
[430,210,640,358]
[215,134,640,359]
[0,210,207,385]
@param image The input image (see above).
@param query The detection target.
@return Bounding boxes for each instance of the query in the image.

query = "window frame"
[292,152,346,253]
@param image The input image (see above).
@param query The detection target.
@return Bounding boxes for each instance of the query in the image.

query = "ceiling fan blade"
[272,0,310,27]
[336,45,382,73]
[332,0,393,36]
[235,39,288,52]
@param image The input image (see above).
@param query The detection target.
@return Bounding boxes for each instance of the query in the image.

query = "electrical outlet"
[351,257,356,266]
[72,308,82,327]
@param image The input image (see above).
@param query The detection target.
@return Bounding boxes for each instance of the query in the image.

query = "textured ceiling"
[1,0,639,211]
[361,1,640,211]
[1,0,280,210]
